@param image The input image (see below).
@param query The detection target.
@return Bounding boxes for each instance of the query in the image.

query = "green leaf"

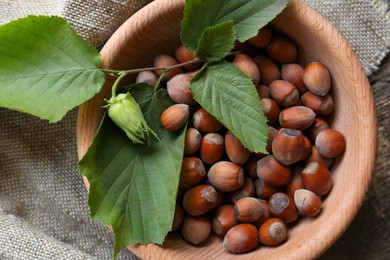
[122,83,155,110]
[191,61,268,153]
[79,85,186,257]
[0,16,104,122]
[181,0,288,50]
[196,21,235,61]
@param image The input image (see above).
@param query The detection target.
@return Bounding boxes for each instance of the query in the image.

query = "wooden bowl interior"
[77,0,377,259]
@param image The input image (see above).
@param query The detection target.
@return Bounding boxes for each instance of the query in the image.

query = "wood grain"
[320,53,390,260]
[76,0,378,259]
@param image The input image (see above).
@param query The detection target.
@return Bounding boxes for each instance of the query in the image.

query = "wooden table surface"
[320,54,390,259]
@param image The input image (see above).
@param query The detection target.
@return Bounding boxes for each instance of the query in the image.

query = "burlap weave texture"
[304,0,390,75]
[0,0,389,259]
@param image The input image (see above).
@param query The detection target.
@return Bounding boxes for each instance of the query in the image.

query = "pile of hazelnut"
[136,25,346,254]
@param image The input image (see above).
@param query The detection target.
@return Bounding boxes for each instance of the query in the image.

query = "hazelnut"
[315,129,346,158]
[181,215,211,245]
[167,73,197,105]
[233,53,261,85]
[212,204,238,237]
[265,126,278,154]
[208,161,245,192]
[182,184,217,216]
[281,63,307,94]
[301,92,334,115]
[294,189,322,217]
[227,177,255,203]
[234,197,264,223]
[213,190,225,210]
[175,43,198,70]
[303,62,331,96]
[272,128,306,165]
[254,178,283,200]
[269,192,299,223]
[247,25,273,48]
[305,117,330,142]
[302,161,333,196]
[259,218,288,246]
[225,131,250,165]
[269,79,299,107]
[302,135,312,160]
[303,145,333,168]
[171,204,185,232]
[254,199,272,228]
[253,55,281,85]
[179,157,206,189]
[223,224,259,253]
[135,70,158,86]
[184,128,202,155]
[160,104,189,132]
[257,84,270,99]
[193,108,223,133]
[261,98,280,126]
[200,133,224,165]
[153,54,183,81]
[257,155,292,186]
[266,34,298,63]
[285,165,305,198]
[279,106,316,131]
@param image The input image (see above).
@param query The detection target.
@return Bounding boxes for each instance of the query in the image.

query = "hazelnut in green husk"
[105,92,158,144]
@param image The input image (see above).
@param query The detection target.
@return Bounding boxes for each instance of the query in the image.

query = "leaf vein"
[7,23,87,69]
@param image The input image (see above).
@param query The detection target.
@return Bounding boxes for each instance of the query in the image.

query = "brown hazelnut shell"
[223,224,259,253]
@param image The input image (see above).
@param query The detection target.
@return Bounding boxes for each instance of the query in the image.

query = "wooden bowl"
[77,0,377,259]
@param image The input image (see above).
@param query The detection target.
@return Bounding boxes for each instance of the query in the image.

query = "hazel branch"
[100,50,243,77]
[104,50,243,96]
[121,59,203,75]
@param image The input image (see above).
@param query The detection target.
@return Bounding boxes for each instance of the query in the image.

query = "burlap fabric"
[0,0,389,259]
